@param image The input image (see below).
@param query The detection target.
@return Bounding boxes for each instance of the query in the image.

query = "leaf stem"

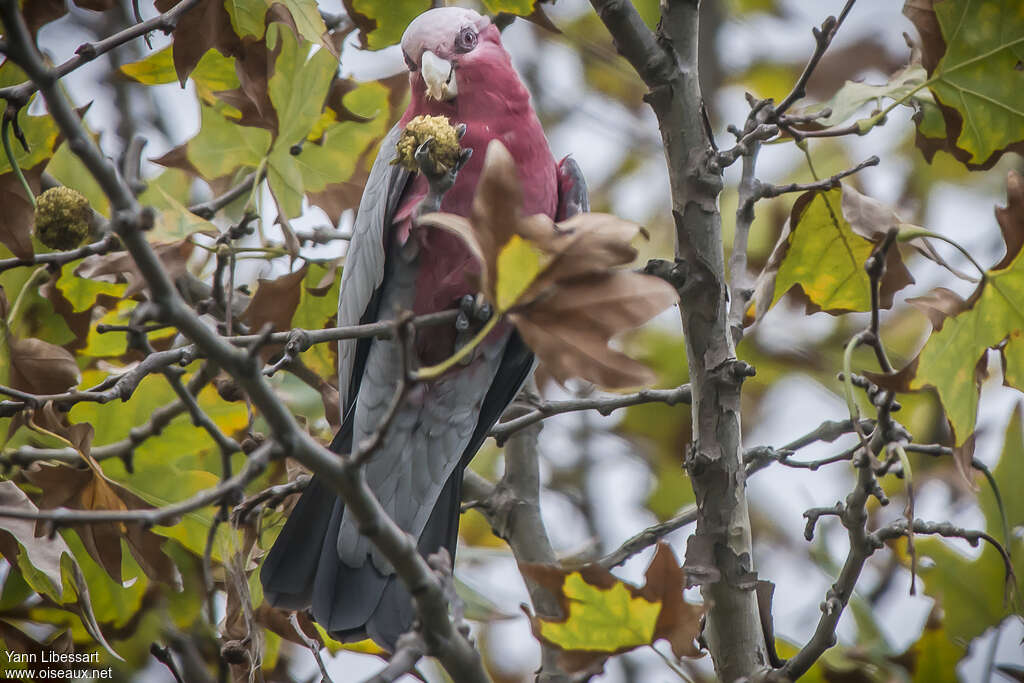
[842,335,860,424]
[414,314,498,381]
[6,266,47,332]
[897,227,987,279]
[2,112,34,209]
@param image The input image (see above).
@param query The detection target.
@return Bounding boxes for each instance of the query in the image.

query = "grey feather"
[337,241,508,573]
[337,124,410,418]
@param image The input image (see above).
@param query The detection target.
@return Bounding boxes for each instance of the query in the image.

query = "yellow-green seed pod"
[393,114,462,173]
[34,186,92,251]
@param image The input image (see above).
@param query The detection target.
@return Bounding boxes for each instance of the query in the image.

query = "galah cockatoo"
[261,7,587,649]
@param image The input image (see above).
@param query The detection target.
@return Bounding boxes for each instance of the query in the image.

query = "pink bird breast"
[392,8,559,358]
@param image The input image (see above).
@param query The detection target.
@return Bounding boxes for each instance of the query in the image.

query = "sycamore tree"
[0,0,1020,681]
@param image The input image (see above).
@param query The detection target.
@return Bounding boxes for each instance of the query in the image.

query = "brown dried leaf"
[8,337,80,395]
[28,402,94,458]
[23,0,67,36]
[907,287,969,330]
[903,0,945,73]
[24,463,180,587]
[0,165,42,260]
[512,271,677,389]
[154,0,241,86]
[467,139,527,299]
[77,239,194,297]
[952,432,979,490]
[228,39,276,133]
[243,265,308,333]
[995,170,1024,271]
[832,187,915,307]
[422,141,675,389]
[521,212,644,300]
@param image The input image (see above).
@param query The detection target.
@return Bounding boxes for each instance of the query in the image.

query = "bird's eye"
[454,27,478,53]
[403,51,418,72]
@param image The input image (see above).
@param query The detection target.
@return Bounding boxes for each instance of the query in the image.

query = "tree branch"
[589,0,770,676]
[489,384,691,445]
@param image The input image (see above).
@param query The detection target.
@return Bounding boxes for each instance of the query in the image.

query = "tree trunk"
[589,0,769,679]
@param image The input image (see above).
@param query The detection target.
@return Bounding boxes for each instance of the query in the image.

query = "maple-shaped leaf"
[520,543,704,675]
[420,140,677,389]
[0,480,120,660]
[0,287,81,395]
[343,0,431,50]
[903,0,1024,170]
[902,174,1024,443]
[24,462,182,589]
[752,186,912,320]
[900,407,1023,644]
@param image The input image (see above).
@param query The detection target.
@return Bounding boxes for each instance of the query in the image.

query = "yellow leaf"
[538,573,660,651]
[495,234,545,312]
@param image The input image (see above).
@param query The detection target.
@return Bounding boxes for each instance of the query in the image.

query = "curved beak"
[420,50,457,101]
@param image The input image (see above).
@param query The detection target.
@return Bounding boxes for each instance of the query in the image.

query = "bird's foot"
[415,127,472,216]
[454,294,493,364]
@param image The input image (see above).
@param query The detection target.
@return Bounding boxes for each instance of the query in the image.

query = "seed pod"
[34,186,92,250]
[394,114,462,173]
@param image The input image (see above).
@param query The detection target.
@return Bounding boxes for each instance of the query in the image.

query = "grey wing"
[337,124,411,418]
[336,232,510,573]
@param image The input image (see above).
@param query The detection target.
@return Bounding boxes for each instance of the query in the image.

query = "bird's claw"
[414,140,473,218]
[454,294,493,363]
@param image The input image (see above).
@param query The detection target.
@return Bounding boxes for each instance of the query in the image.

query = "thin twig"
[490,384,691,445]
[756,156,880,201]
[597,505,697,569]
[771,0,859,118]
[289,613,334,683]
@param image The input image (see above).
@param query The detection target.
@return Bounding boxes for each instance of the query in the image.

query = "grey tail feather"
[260,332,534,651]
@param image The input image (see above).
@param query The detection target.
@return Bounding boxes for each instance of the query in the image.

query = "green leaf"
[137,168,194,211]
[186,103,271,181]
[70,372,249,560]
[912,251,1024,443]
[919,0,1024,166]
[0,108,59,177]
[120,45,239,102]
[267,24,338,148]
[796,63,931,130]
[55,266,126,313]
[263,23,342,218]
[45,143,110,218]
[905,620,964,683]
[344,0,431,49]
[767,188,875,314]
[292,263,341,378]
[225,0,329,47]
[150,187,219,242]
[912,408,1023,642]
[268,80,389,219]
